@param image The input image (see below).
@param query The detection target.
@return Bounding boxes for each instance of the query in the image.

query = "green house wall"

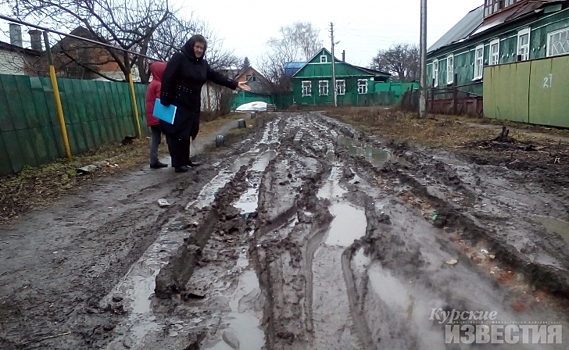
[427,7,569,94]
[292,48,392,106]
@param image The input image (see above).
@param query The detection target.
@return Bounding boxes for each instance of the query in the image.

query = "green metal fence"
[484,55,569,128]
[0,74,148,176]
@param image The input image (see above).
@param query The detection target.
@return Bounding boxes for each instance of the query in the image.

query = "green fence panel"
[82,80,106,147]
[110,83,127,138]
[29,77,60,162]
[71,79,96,151]
[15,75,46,165]
[10,76,39,167]
[549,56,569,128]
[60,79,84,154]
[0,132,12,175]
[39,77,66,158]
[102,82,121,142]
[528,56,569,128]
[1,130,23,173]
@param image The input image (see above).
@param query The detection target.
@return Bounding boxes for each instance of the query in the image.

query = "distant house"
[50,27,138,81]
[234,66,272,94]
[292,48,391,106]
[427,0,569,93]
[284,62,306,78]
[0,24,42,75]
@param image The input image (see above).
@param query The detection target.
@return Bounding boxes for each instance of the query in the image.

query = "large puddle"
[317,166,347,200]
[203,269,265,350]
[233,150,277,214]
[536,216,569,246]
[326,203,367,247]
[102,229,188,349]
[336,135,391,168]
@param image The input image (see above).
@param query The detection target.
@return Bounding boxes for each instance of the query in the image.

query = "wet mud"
[1,112,569,349]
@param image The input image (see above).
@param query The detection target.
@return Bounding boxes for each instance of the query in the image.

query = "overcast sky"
[0,0,483,68]
[183,0,483,67]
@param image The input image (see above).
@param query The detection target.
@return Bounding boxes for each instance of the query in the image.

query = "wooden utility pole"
[419,0,428,118]
[330,22,337,107]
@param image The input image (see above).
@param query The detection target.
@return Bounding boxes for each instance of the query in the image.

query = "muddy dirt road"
[1,112,569,349]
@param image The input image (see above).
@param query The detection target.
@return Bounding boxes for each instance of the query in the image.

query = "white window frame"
[446,55,454,85]
[432,59,439,87]
[302,81,311,96]
[319,80,329,96]
[474,45,484,80]
[336,80,345,95]
[357,79,368,94]
[547,26,569,57]
[517,28,531,61]
[490,39,500,65]
[320,55,327,63]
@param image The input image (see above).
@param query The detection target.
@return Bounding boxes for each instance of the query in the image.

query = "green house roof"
[292,48,390,79]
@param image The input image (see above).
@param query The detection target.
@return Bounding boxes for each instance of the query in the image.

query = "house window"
[547,27,569,57]
[446,55,454,84]
[320,55,327,63]
[302,81,312,96]
[490,39,500,65]
[432,60,439,87]
[474,45,484,80]
[319,80,329,96]
[336,80,345,95]
[357,79,368,94]
[517,28,530,61]
[246,74,251,80]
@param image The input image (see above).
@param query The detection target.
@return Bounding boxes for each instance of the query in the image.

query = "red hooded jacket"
[145,62,167,127]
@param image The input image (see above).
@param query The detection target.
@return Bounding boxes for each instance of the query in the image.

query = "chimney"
[342,50,345,62]
[29,30,42,51]
[9,23,23,48]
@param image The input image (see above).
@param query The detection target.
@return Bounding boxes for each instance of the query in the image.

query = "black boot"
[175,165,191,173]
[187,159,201,167]
[150,161,168,169]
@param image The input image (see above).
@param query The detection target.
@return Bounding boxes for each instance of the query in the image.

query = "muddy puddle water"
[203,269,265,350]
[336,135,391,168]
[308,166,369,347]
[233,150,277,214]
[536,216,569,246]
[326,203,367,246]
[102,229,188,349]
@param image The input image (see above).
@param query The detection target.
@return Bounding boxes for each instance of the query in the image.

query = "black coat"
[160,38,238,140]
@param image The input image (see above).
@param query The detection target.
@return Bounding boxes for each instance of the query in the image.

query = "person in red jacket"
[145,61,168,169]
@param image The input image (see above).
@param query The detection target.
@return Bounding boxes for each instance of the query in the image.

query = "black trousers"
[165,135,190,168]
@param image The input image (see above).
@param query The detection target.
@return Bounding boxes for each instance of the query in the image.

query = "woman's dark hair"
[192,34,207,46]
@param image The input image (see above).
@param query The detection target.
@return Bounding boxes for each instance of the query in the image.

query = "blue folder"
[153,98,177,124]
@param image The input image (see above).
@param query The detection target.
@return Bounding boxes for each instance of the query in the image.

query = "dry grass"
[0,113,244,223]
[323,106,568,148]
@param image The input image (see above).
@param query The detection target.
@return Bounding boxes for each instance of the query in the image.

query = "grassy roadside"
[0,113,247,224]
[322,106,569,148]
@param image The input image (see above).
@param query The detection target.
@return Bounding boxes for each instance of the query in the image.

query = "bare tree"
[6,0,173,82]
[371,43,419,82]
[241,57,250,71]
[258,21,322,93]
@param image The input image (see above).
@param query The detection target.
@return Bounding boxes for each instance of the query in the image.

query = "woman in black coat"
[159,35,250,172]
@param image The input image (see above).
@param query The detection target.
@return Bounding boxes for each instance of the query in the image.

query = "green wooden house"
[427,0,569,95]
[292,48,392,107]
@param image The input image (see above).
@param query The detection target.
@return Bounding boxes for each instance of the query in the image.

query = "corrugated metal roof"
[284,62,306,69]
[428,1,566,54]
[428,5,484,53]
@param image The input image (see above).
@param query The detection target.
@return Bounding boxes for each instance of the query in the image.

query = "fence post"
[43,31,72,159]
[452,73,458,115]
[128,73,142,138]
[430,78,435,114]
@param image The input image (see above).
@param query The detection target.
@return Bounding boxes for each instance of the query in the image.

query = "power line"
[0,14,161,62]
